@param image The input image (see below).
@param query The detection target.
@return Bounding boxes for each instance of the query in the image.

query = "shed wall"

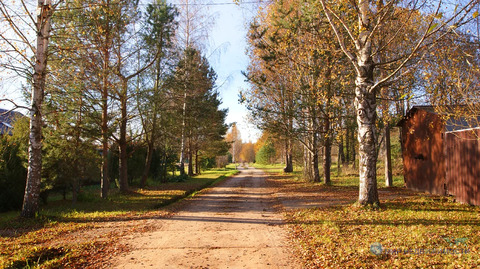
[401,109,445,195]
[445,128,480,206]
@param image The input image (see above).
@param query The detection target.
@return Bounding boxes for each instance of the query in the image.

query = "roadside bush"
[0,137,27,212]
[170,173,189,182]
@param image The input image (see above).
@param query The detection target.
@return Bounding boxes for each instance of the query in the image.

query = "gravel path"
[113,166,301,268]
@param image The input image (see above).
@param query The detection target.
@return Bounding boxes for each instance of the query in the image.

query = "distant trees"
[239,142,255,163]
[0,0,229,217]
[168,47,228,176]
[244,0,351,182]
[244,0,479,205]
[226,123,243,163]
[255,139,276,165]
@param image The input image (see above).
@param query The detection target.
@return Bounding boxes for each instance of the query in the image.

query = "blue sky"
[205,1,261,143]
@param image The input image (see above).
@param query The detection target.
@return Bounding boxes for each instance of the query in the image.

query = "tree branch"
[319,0,358,72]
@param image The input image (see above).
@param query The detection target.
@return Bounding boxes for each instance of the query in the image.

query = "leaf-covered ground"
[0,168,238,268]
[264,168,480,268]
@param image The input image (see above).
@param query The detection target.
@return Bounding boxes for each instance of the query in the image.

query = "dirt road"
[113,167,301,268]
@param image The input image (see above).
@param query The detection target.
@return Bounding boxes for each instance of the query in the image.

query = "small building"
[0,108,23,135]
[397,106,480,206]
[445,127,480,206]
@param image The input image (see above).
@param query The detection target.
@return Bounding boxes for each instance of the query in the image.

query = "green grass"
[225,163,239,169]
[254,161,405,188]
[251,163,304,173]
[0,168,238,268]
[260,166,480,268]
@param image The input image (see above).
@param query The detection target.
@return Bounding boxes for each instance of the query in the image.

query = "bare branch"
[0,98,31,111]
[367,0,396,44]
[20,0,36,27]
[319,0,358,71]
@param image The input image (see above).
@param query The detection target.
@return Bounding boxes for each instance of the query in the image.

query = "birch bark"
[21,0,53,218]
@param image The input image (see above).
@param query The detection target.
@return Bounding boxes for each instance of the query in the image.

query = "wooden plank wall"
[445,128,480,206]
[401,109,446,195]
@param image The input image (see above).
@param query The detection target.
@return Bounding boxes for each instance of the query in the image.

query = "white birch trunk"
[21,0,52,218]
[355,0,379,205]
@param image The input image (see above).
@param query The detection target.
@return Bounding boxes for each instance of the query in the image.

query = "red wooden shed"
[397,106,480,206]
[445,127,480,206]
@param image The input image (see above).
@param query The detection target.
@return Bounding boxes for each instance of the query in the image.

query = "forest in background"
[0,0,479,216]
[0,0,230,215]
[241,0,480,205]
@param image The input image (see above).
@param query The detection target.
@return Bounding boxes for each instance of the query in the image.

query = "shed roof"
[397,105,480,132]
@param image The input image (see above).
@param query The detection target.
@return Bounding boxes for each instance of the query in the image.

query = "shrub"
[0,137,27,212]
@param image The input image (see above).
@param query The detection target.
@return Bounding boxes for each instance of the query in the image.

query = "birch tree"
[0,0,64,217]
[174,0,213,175]
[319,0,478,205]
[226,123,242,164]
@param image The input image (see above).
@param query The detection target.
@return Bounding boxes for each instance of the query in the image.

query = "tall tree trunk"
[323,142,331,185]
[384,124,393,187]
[355,55,379,204]
[195,150,200,175]
[21,0,52,218]
[72,100,82,205]
[283,138,293,173]
[346,127,350,164]
[188,138,194,176]
[323,118,331,185]
[188,151,193,176]
[351,127,356,169]
[312,150,320,182]
[162,152,168,183]
[338,132,345,176]
[337,141,342,176]
[355,80,378,204]
[101,16,111,199]
[101,124,109,198]
[118,81,129,193]
[179,90,187,175]
[303,144,311,181]
[311,123,320,182]
[354,0,379,205]
[339,133,345,163]
[140,140,154,188]
[101,114,109,198]
[307,109,320,182]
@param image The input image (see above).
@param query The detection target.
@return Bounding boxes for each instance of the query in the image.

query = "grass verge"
[261,167,480,268]
[0,168,238,268]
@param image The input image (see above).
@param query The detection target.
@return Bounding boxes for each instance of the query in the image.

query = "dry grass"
[0,168,238,268]
[261,168,480,268]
